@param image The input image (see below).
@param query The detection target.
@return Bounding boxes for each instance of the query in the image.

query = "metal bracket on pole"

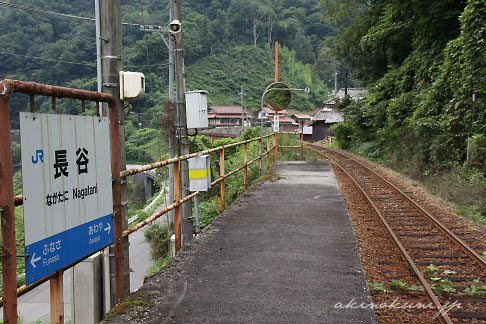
[103,83,118,88]
[157,32,170,50]
[102,55,122,60]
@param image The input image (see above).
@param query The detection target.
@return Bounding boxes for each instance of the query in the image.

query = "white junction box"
[186,90,208,129]
[119,71,145,101]
[188,155,211,191]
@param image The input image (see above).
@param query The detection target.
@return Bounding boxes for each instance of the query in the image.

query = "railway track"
[309,144,486,324]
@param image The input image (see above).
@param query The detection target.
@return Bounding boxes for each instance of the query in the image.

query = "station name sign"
[20,112,114,284]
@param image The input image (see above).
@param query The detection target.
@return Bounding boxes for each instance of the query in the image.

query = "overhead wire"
[0,1,143,26]
[0,51,169,68]
[0,51,96,67]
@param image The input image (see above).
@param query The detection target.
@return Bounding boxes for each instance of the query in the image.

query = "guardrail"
[0,79,305,324]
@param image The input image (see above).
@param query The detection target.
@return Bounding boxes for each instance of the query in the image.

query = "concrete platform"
[104,161,376,324]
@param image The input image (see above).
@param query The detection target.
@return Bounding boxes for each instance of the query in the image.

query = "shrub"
[469,134,486,171]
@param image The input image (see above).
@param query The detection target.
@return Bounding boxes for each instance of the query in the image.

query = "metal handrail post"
[0,82,18,324]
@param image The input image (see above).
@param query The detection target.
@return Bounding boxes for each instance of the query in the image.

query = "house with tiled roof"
[257,107,289,121]
[208,106,251,127]
[323,88,368,108]
[291,113,312,125]
[310,108,344,142]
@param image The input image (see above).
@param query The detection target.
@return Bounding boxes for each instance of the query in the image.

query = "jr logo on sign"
[31,150,44,164]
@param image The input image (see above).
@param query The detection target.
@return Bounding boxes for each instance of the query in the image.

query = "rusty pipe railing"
[1,78,304,323]
[121,134,280,240]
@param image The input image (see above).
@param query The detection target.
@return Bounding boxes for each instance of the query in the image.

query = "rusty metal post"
[243,143,248,191]
[266,136,271,169]
[300,133,304,161]
[273,132,278,162]
[258,140,262,174]
[50,271,64,324]
[219,149,225,211]
[109,100,125,303]
[0,83,18,324]
[174,160,181,251]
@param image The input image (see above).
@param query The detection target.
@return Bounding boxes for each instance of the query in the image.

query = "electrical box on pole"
[185,90,208,129]
[119,71,145,101]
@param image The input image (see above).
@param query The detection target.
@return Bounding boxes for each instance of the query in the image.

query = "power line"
[0,1,148,27]
[0,51,96,67]
[125,62,170,68]
[0,51,169,68]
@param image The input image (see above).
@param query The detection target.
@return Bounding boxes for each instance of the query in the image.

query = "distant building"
[324,88,368,107]
[291,114,312,125]
[257,107,289,121]
[310,108,344,142]
[208,106,250,127]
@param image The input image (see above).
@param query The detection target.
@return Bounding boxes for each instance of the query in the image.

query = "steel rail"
[310,147,453,324]
[309,143,486,269]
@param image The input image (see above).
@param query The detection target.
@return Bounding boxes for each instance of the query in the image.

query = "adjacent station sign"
[20,112,114,284]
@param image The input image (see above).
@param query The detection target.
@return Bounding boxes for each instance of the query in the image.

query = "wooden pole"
[220,149,225,211]
[174,161,181,251]
[50,271,64,324]
[243,143,248,191]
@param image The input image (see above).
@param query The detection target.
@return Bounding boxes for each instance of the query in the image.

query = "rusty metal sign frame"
[0,79,124,323]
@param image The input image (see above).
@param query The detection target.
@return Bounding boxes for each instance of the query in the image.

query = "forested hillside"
[325,0,486,218]
[0,0,341,129]
[326,0,485,170]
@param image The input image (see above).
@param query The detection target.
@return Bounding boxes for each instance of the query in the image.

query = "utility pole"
[171,0,193,245]
[333,70,339,95]
[99,0,130,306]
[167,7,176,230]
[344,72,349,96]
[239,85,247,127]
